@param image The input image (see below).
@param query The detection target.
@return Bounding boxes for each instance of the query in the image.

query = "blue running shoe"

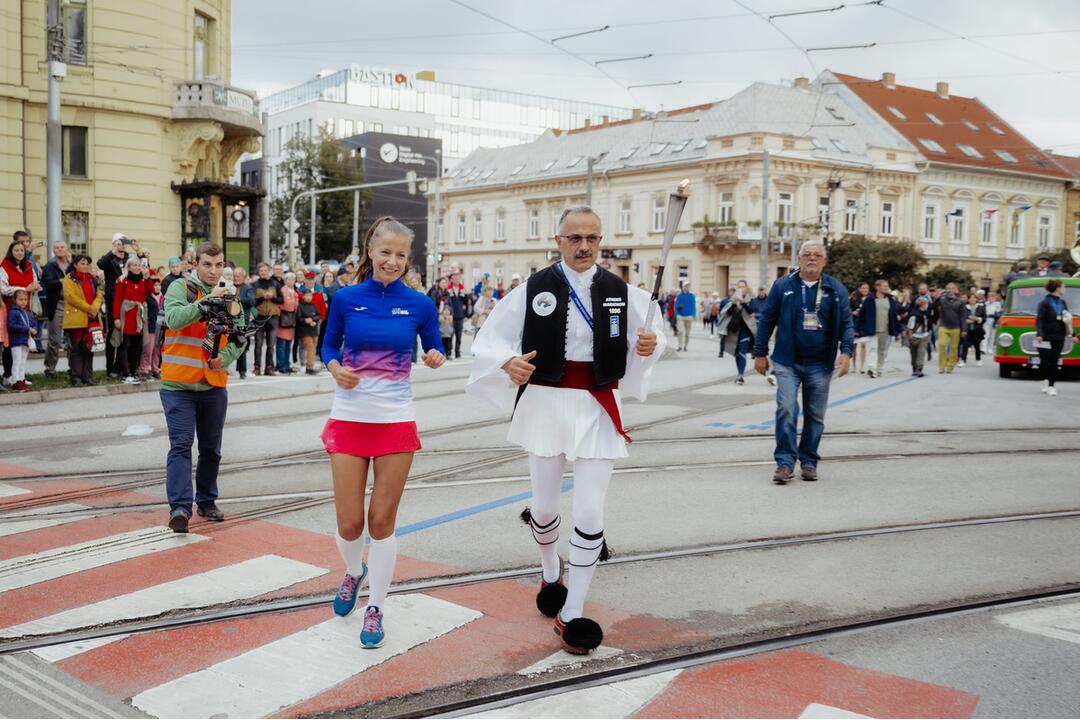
[332,565,367,617]
[360,605,385,648]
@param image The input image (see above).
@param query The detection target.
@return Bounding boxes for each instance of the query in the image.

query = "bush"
[923,264,976,290]
[826,235,927,292]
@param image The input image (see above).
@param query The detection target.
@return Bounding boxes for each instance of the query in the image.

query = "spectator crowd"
[2,226,1074,395]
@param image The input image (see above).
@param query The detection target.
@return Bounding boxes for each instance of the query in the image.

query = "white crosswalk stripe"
[0,503,99,537]
[473,669,682,718]
[0,554,327,640]
[996,600,1080,645]
[130,592,482,719]
[0,528,207,593]
[0,483,31,498]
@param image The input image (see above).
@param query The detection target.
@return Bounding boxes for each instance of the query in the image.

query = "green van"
[994,276,1080,378]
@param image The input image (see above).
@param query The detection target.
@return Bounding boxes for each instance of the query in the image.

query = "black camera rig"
[199,294,268,359]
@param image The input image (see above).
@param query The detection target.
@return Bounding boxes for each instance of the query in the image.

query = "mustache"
[574,251,593,259]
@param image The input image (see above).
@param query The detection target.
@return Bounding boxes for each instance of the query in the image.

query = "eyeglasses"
[800,252,826,259]
[556,234,603,244]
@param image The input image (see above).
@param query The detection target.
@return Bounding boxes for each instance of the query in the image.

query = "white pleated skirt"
[507,384,628,461]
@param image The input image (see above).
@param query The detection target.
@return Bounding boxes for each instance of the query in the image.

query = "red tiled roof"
[1051,153,1080,180]
[832,71,1070,180]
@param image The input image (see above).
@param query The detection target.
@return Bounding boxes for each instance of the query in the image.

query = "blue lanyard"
[555,263,593,328]
[800,281,822,312]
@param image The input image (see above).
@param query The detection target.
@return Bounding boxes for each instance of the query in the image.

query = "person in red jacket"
[112,256,151,383]
[2,239,39,386]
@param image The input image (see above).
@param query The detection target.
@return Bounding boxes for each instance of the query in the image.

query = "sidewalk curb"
[0,379,162,406]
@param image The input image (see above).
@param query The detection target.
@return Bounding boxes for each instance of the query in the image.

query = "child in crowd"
[139,277,162,380]
[296,288,321,375]
[438,303,453,355]
[6,289,35,392]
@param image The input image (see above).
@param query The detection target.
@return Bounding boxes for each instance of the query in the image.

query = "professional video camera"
[199,288,266,359]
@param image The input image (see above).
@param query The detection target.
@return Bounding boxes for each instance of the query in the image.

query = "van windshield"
[1007,285,1080,315]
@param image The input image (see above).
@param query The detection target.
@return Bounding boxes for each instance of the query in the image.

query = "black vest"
[522,264,628,388]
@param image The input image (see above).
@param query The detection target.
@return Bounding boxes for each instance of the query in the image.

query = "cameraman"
[160,242,245,533]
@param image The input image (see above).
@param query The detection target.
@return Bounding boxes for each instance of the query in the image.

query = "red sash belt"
[529,361,631,444]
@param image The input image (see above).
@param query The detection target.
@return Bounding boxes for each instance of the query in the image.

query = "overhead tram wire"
[873,0,1080,86]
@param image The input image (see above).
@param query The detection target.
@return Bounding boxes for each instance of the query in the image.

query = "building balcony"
[173,80,264,137]
[693,224,739,248]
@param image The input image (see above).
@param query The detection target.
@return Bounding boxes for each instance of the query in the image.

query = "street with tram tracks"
[1,330,1078,718]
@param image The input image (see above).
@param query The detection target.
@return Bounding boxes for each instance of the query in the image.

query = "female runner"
[321,216,445,648]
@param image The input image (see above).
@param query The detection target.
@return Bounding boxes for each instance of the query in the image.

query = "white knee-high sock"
[528,453,565,584]
[365,534,397,609]
[335,533,366,577]
[561,458,613,622]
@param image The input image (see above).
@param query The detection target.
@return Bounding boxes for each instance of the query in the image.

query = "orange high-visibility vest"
[160,283,228,387]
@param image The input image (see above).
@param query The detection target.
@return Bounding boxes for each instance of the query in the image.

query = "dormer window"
[540,159,556,172]
[962,120,980,131]
[925,112,943,126]
[566,156,582,168]
[918,138,945,153]
[989,124,1006,135]
[649,143,668,156]
[957,144,983,158]
[830,138,849,153]
[619,146,638,160]
[993,149,1018,163]
[887,106,906,120]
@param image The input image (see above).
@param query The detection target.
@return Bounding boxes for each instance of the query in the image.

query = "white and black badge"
[532,291,557,317]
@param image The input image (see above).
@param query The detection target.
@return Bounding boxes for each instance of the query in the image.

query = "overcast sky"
[232,0,1080,154]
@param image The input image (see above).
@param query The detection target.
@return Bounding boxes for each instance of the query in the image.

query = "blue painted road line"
[704,421,735,429]
[397,479,574,537]
[718,376,918,432]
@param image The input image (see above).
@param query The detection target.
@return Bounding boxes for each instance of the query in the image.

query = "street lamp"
[416,150,442,283]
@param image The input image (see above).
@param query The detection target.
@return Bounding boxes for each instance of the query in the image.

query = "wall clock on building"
[379,142,399,164]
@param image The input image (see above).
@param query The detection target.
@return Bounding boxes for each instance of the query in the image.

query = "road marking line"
[0,672,79,718]
[0,503,96,537]
[518,645,623,676]
[130,592,481,718]
[0,528,208,592]
[0,554,327,640]
[799,702,871,718]
[473,669,682,718]
[3,656,124,719]
[0,658,100,719]
[996,600,1080,645]
[0,484,30,498]
[32,634,131,663]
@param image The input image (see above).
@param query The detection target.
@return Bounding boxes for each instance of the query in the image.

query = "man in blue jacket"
[753,242,854,484]
[674,281,696,351]
[857,279,902,378]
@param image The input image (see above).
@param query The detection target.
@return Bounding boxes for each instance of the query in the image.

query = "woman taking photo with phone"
[321,216,445,649]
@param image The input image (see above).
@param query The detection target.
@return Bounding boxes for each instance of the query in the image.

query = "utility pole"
[352,191,360,252]
[308,194,316,265]
[259,111,270,263]
[585,157,594,206]
[760,150,769,289]
[46,0,65,257]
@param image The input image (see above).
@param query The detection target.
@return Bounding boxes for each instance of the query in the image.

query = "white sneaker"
[122,376,138,385]
[766,374,777,386]
[956,361,965,368]
[976,361,983,367]
[1047,386,1058,397]
[1041,380,1049,393]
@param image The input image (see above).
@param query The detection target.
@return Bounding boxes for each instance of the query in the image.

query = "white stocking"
[561,458,613,622]
[528,453,565,584]
[365,533,397,610]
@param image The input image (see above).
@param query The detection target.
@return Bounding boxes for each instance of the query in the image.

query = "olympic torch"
[644,178,691,329]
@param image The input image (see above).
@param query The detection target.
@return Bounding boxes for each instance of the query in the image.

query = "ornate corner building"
[0,0,264,267]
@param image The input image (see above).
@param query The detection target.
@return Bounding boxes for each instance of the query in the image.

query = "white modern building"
[258,64,634,196]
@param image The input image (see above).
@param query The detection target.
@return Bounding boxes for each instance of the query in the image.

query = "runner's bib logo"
[532,291,557,317]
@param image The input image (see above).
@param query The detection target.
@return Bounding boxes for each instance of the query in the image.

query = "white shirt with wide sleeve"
[465,263,667,460]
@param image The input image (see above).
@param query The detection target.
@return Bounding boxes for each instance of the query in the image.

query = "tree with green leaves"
[269,130,370,263]
[824,235,928,291]
[923,264,976,290]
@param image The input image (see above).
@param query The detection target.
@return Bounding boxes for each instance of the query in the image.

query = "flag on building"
[981,208,999,219]
[944,209,963,225]
[1011,205,1032,228]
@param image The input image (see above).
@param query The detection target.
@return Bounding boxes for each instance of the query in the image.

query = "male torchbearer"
[467,205,668,654]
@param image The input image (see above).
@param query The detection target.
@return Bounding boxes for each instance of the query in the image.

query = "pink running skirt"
[320,419,421,458]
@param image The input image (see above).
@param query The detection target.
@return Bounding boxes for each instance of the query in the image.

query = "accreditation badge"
[802,311,821,331]
[609,314,620,337]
